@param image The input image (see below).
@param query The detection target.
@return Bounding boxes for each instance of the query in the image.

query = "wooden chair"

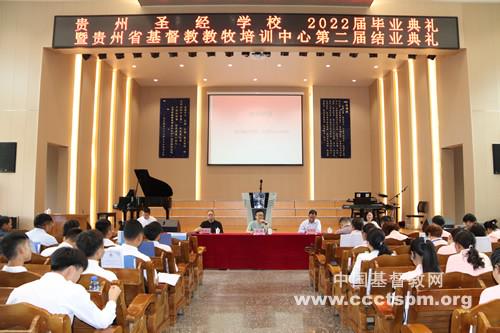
[492,242,500,252]
[28,254,50,265]
[25,264,51,276]
[0,287,13,304]
[0,303,68,333]
[393,245,411,255]
[451,298,500,333]
[476,311,500,333]
[0,307,44,332]
[372,254,413,268]
[76,275,153,333]
[189,235,206,286]
[478,272,496,287]
[317,241,337,297]
[385,238,405,247]
[306,235,322,290]
[175,240,196,303]
[110,261,169,333]
[0,271,41,287]
[401,324,433,333]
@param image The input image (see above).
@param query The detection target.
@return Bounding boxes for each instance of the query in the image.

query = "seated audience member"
[7,247,121,329]
[41,228,82,257]
[364,211,380,228]
[445,230,493,276]
[425,224,448,247]
[463,213,477,230]
[121,220,152,263]
[484,220,500,242]
[0,216,12,239]
[247,210,269,233]
[95,219,116,247]
[349,229,392,284]
[298,209,321,234]
[379,215,393,227]
[335,217,352,235]
[137,208,157,228]
[76,230,117,282]
[469,222,487,237]
[355,223,377,249]
[350,218,364,235]
[437,227,462,255]
[400,237,440,281]
[0,231,31,272]
[63,220,80,236]
[195,210,224,234]
[431,215,451,239]
[479,248,500,304]
[144,222,172,252]
[26,213,58,250]
[382,222,408,241]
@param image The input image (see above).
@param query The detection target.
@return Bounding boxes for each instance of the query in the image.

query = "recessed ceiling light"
[277,64,282,68]
[325,64,331,68]
[228,64,233,67]
[253,78,258,82]
[352,79,357,83]
[179,64,185,68]
[374,65,379,69]
[303,78,308,82]
[203,78,208,82]
[153,78,159,82]
[132,65,137,69]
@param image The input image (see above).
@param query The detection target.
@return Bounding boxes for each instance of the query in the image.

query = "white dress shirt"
[386,230,408,241]
[137,216,157,228]
[103,238,117,247]
[82,259,118,282]
[349,250,379,284]
[26,228,58,251]
[1,266,28,273]
[40,241,73,257]
[437,243,457,255]
[400,264,423,281]
[298,219,321,233]
[445,249,493,276]
[479,284,500,304]
[7,272,116,329]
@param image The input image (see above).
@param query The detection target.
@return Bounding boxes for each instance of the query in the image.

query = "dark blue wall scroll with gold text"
[159,98,190,158]
[320,98,351,159]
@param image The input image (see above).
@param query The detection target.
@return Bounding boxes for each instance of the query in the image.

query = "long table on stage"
[196,233,317,270]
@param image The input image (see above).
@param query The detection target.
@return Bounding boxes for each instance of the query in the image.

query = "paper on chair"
[101,248,124,268]
[158,272,180,286]
[340,233,364,247]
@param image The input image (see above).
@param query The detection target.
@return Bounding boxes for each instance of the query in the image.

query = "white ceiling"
[102,50,410,87]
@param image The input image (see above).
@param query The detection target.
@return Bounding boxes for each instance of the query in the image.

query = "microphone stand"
[387,186,408,222]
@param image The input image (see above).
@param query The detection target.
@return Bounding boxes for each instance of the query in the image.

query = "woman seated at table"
[382,222,408,241]
[364,211,380,229]
[445,229,493,276]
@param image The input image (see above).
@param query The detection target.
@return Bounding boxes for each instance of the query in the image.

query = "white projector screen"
[208,94,303,165]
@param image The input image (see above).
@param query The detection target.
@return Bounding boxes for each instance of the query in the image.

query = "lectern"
[242,192,277,228]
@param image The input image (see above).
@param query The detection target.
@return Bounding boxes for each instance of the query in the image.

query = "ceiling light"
[153,79,159,82]
[352,79,357,83]
[253,78,258,82]
[203,78,208,82]
[277,64,282,68]
[325,64,331,68]
[303,78,308,82]
[373,65,379,69]
[132,65,137,68]
[179,64,185,68]
[228,64,233,67]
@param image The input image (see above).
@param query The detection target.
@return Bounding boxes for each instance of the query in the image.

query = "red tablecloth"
[196,233,317,270]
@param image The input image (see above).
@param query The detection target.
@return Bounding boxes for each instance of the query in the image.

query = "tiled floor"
[168,270,352,333]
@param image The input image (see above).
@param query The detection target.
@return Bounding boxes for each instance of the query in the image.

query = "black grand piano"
[114,169,173,221]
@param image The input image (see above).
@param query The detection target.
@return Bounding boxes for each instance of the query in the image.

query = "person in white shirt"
[26,213,58,252]
[40,228,82,257]
[425,224,448,247]
[0,231,31,273]
[349,228,393,284]
[121,220,153,263]
[144,222,172,253]
[484,220,500,243]
[462,213,478,230]
[7,247,121,329]
[354,222,377,249]
[431,215,451,239]
[382,222,408,241]
[350,218,364,236]
[298,209,321,234]
[400,237,440,281]
[335,217,352,235]
[445,230,493,276]
[76,230,118,282]
[95,219,117,247]
[364,211,381,229]
[137,208,157,228]
[437,227,462,255]
[479,249,500,304]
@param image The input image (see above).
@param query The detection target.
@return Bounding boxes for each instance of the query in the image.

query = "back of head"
[63,220,80,237]
[124,220,143,241]
[382,222,400,236]
[463,213,477,223]
[50,247,88,272]
[450,227,463,242]
[410,237,440,273]
[432,215,446,227]
[34,213,52,228]
[76,230,104,258]
[491,248,500,270]
[380,215,393,226]
[143,207,151,214]
[0,231,28,260]
[425,224,443,238]
[308,209,317,216]
[362,222,376,234]
[64,228,82,243]
[454,230,485,270]
[0,216,10,229]
[484,220,498,232]
[352,218,364,231]
[367,229,392,256]
[469,223,487,237]
[339,217,351,227]
[95,219,112,237]
[144,221,162,241]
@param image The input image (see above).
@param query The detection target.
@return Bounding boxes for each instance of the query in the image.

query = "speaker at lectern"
[242,191,277,229]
